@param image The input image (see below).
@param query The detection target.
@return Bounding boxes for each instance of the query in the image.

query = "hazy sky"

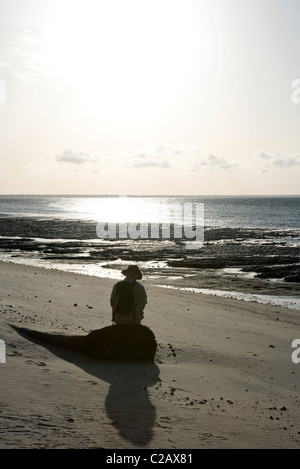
[0,0,300,195]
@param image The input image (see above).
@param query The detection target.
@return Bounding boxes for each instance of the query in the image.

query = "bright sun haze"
[0,0,300,195]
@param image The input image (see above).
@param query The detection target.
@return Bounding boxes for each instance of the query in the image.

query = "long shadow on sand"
[12,326,160,447]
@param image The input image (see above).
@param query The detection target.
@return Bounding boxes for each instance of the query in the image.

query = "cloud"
[55,149,99,165]
[127,145,181,169]
[127,145,239,172]
[131,160,170,168]
[192,154,239,171]
[253,150,300,172]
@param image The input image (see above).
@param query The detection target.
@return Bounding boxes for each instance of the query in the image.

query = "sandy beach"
[0,260,299,449]
[2,0,300,453]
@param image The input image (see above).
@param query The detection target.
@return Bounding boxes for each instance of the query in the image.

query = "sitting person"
[110,265,147,325]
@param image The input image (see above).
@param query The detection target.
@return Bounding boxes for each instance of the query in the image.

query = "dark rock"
[81,325,157,361]
[10,324,157,362]
[284,275,300,283]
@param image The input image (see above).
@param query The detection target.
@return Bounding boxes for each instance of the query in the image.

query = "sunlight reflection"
[63,197,174,224]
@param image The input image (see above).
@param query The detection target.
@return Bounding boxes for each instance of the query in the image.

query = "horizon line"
[0,193,300,198]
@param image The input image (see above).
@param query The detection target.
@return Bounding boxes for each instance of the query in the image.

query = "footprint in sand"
[6,350,23,357]
[26,359,47,366]
[156,416,174,429]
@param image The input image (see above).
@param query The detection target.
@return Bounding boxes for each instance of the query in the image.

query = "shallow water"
[0,196,299,310]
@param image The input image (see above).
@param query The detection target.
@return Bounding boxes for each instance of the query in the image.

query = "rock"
[284,275,300,283]
[81,325,157,361]
[10,324,157,362]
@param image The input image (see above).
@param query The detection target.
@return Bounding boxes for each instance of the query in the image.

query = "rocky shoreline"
[0,217,299,298]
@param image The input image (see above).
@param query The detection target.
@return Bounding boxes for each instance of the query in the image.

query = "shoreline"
[0,255,299,311]
[0,214,299,307]
[157,284,300,311]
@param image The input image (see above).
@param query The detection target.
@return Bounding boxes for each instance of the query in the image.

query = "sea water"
[0,195,299,309]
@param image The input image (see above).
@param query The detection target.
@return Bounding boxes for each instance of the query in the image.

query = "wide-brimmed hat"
[121,265,142,280]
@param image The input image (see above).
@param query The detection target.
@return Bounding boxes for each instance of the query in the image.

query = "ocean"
[0,195,299,309]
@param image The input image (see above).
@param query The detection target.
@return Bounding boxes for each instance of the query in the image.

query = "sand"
[0,260,299,449]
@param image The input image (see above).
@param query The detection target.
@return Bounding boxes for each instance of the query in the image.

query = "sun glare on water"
[60,196,191,225]
[61,196,162,223]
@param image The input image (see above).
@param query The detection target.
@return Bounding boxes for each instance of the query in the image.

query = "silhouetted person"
[110,265,147,325]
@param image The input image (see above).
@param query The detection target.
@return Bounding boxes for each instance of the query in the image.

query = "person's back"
[110,265,147,325]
